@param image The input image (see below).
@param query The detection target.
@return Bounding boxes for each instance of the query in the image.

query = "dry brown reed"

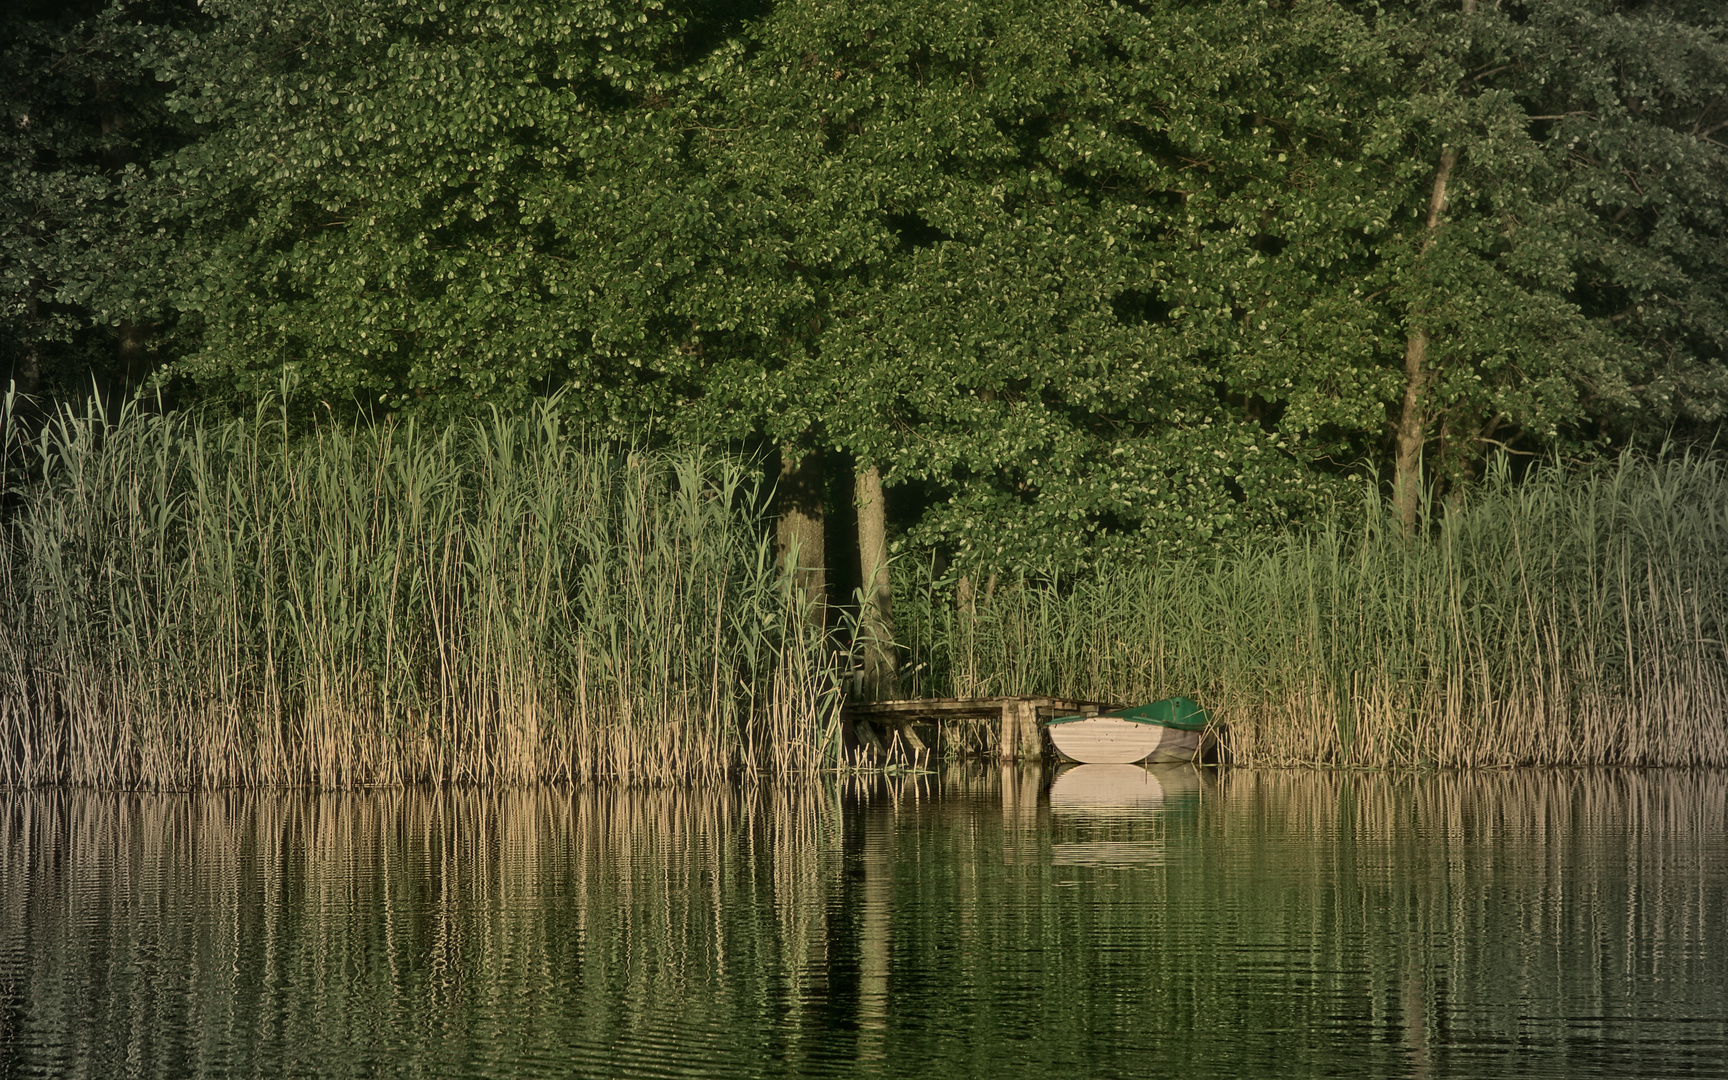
[0,395,840,788]
[902,455,1728,767]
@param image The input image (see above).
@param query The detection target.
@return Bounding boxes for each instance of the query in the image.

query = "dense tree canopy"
[1363,0,1728,524]
[2,0,197,403]
[146,0,752,419]
[685,0,1389,565]
[3,0,1725,572]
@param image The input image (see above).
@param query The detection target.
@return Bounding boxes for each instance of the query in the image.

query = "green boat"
[1044,696,1211,764]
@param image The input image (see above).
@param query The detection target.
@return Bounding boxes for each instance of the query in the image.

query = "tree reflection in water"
[0,768,1724,1079]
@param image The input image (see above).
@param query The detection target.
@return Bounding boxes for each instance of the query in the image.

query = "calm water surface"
[2,767,1725,1079]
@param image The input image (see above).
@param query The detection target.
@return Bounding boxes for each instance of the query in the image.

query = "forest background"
[2,0,1727,784]
[8,0,1726,571]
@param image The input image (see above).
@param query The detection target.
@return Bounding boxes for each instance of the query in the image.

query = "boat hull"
[1045,716,1205,764]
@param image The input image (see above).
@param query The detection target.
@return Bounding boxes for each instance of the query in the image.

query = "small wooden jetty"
[841,696,1120,761]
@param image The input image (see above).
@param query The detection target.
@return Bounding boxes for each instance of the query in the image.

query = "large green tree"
[1359,0,1728,529]
[683,0,1725,571]
[685,0,1388,578]
[133,0,1727,577]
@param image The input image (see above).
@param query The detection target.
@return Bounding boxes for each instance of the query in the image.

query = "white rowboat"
[1044,696,1211,765]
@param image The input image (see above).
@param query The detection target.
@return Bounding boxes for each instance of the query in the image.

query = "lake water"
[2,767,1725,1079]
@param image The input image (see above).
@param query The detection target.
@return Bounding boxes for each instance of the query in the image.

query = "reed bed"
[0,396,840,788]
[6,388,1724,783]
[901,455,1728,767]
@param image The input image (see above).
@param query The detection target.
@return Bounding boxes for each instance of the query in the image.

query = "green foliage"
[681,0,1386,568]
[675,0,1728,570]
[150,0,763,419]
[56,0,1728,573]
[1520,1,1728,435]
[1354,0,1728,466]
[1,0,197,400]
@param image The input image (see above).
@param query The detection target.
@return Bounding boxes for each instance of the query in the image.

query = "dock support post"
[853,717,887,760]
[997,700,1042,761]
[895,719,927,757]
[1018,702,1043,759]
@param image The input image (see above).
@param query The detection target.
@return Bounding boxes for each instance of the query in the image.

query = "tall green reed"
[0,395,841,788]
[901,455,1728,767]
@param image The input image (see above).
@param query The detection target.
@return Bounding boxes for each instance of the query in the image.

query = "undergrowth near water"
[900,455,1728,767]
[0,394,840,788]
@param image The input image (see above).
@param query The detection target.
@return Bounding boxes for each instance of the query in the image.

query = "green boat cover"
[1046,695,1210,731]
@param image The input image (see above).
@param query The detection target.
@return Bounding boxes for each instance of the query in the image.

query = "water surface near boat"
[2,767,1725,1079]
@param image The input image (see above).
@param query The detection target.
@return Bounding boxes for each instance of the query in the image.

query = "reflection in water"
[1049,764,1202,865]
[1049,763,1202,813]
[1403,953,1430,1080]
[0,770,1724,1079]
[857,799,892,1067]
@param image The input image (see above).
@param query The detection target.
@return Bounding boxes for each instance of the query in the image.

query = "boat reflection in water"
[1048,763,1203,866]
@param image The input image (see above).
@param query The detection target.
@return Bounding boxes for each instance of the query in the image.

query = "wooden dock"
[840,696,1120,761]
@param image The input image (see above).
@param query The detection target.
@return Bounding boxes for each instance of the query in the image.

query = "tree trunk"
[1394,0,1475,535]
[117,321,150,396]
[1394,144,1458,537]
[855,463,898,700]
[775,444,827,622]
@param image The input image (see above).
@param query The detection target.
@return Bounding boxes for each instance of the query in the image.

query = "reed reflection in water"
[1,769,1725,1079]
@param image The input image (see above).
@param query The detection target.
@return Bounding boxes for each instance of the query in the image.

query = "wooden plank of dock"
[840,696,1120,761]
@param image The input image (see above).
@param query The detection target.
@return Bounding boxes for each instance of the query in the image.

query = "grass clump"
[901,455,1728,767]
[0,395,838,788]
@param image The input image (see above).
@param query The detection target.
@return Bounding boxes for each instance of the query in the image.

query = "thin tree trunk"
[1394,0,1475,536]
[775,444,827,622]
[855,463,897,700]
[1394,144,1459,537]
